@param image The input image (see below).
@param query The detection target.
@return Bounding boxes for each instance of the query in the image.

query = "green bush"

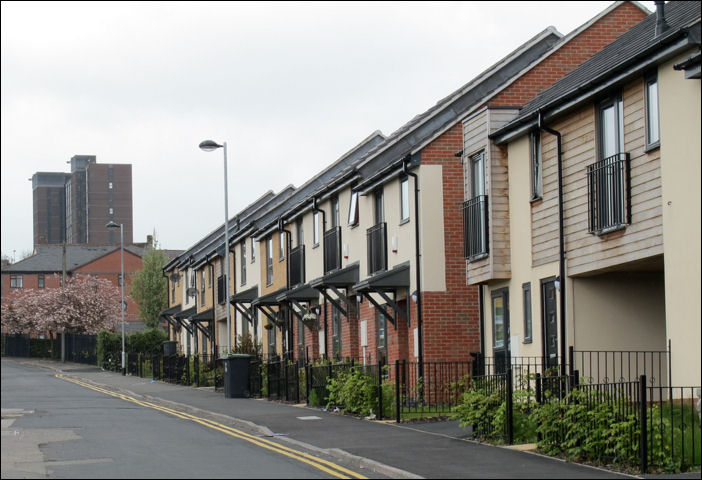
[128,328,168,355]
[29,338,54,358]
[326,366,394,418]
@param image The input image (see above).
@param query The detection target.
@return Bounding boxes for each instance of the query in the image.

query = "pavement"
[7,358,700,479]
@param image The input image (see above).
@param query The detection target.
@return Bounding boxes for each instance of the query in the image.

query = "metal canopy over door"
[541,278,558,369]
[491,288,510,374]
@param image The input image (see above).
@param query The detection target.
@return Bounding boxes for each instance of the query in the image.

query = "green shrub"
[326,366,393,418]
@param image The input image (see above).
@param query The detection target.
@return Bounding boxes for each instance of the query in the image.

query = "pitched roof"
[1,244,143,273]
[493,1,702,143]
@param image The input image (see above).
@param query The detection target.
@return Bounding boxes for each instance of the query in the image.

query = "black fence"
[2,333,95,364]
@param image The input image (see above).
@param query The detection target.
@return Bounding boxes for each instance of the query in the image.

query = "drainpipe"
[312,197,328,359]
[538,111,567,376]
[278,217,294,361]
[162,268,170,341]
[206,253,216,355]
[402,156,423,377]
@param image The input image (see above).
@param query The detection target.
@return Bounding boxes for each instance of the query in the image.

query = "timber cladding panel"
[463,108,517,284]
[535,77,663,276]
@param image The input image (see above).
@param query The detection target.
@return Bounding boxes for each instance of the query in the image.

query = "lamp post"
[106,220,126,375]
[199,140,232,354]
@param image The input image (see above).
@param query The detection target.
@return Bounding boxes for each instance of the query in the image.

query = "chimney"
[147,235,153,248]
[655,1,669,36]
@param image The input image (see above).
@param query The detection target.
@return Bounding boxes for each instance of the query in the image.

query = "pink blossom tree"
[1,274,121,335]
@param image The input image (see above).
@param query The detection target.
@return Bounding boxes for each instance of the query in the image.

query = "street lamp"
[106,220,126,375]
[199,140,232,354]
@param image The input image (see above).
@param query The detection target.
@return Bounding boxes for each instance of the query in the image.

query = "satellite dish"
[186,287,198,297]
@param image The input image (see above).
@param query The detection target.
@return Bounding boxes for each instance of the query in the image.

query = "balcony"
[463,195,489,260]
[289,245,305,287]
[367,222,387,275]
[587,153,630,235]
[323,226,342,274]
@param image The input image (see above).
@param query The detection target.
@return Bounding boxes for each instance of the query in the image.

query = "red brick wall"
[420,123,481,362]
[75,249,143,323]
[490,2,647,107]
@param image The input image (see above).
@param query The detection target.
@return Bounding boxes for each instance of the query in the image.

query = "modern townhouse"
[162,190,287,355]
[486,1,700,388]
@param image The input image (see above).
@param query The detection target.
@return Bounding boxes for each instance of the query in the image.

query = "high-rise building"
[32,155,133,246]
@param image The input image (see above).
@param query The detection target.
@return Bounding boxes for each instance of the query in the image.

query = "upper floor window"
[530,131,542,200]
[331,196,340,228]
[38,274,45,289]
[171,278,176,303]
[348,191,359,226]
[296,218,304,247]
[240,241,247,285]
[208,264,213,288]
[108,207,114,216]
[313,211,320,245]
[10,274,23,289]
[200,269,206,303]
[645,74,660,149]
[266,236,274,285]
[108,181,113,189]
[279,231,285,261]
[250,237,256,263]
[598,93,624,160]
[400,176,410,222]
[471,151,486,198]
[374,187,384,224]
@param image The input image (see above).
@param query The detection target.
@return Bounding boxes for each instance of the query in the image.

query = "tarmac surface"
[4,358,699,479]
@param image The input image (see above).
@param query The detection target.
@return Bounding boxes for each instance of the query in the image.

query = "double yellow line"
[56,374,367,479]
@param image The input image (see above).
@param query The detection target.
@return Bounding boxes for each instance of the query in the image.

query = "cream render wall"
[417,165,446,293]
[658,51,701,387]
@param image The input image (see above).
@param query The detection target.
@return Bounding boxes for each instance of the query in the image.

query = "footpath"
[18,359,673,479]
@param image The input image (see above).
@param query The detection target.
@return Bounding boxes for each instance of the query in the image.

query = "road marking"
[56,375,367,479]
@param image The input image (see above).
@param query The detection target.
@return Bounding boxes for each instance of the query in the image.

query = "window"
[348,191,359,226]
[645,74,660,148]
[374,188,384,224]
[530,131,542,200]
[376,308,388,369]
[108,207,114,216]
[266,236,273,285]
[251,237,256,263]
[522,283,532,343]
[200,269,206,303]
[331,196,340,228]
[279,231,285,261]
[493,293,505,349]
[589,93,630,234]
[332,306,342,361]
[38,274,45,289]
[296,218,304,247]
[217,275,224,304]
[471,151,486,198]
[171,278,176,303]
[108,182,113,189]
[598,94,624,160]
[240,241,247,285]
[208,265,213,288]
[268,322,277,357]
[10,275,23,289]
[313,211,320,245]
[400,176,410,222]
[118,273,123,287]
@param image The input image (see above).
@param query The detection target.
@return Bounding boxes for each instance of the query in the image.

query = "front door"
[491,288,510,374]
[541,279,558,369]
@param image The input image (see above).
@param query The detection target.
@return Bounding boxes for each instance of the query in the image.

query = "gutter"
[538,112,567,376]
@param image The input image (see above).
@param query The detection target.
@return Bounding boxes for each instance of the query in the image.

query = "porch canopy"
[276,283,319,323]
[159,304,181,330]
[310,262,359,320]
[190,307,214,341]
[229,286,258,328]
[251,287,288,328]
[173,306,197,334]
[352,262,410,328]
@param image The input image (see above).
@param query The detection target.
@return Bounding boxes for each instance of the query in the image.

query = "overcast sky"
[1,1,654,261]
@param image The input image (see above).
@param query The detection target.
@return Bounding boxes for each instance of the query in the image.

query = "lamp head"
[199,140,223,152]
[106,221,120,229]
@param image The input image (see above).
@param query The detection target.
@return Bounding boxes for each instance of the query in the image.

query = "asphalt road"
[1,361,362,479]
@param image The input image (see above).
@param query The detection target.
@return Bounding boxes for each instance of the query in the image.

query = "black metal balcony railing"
[367,222,387,275]
[323,226,341,274]
[289,245,305,287]
[587,152,631,234]
[463,195,489,260]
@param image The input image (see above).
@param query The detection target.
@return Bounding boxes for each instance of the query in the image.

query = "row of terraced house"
[161,1,700,389]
